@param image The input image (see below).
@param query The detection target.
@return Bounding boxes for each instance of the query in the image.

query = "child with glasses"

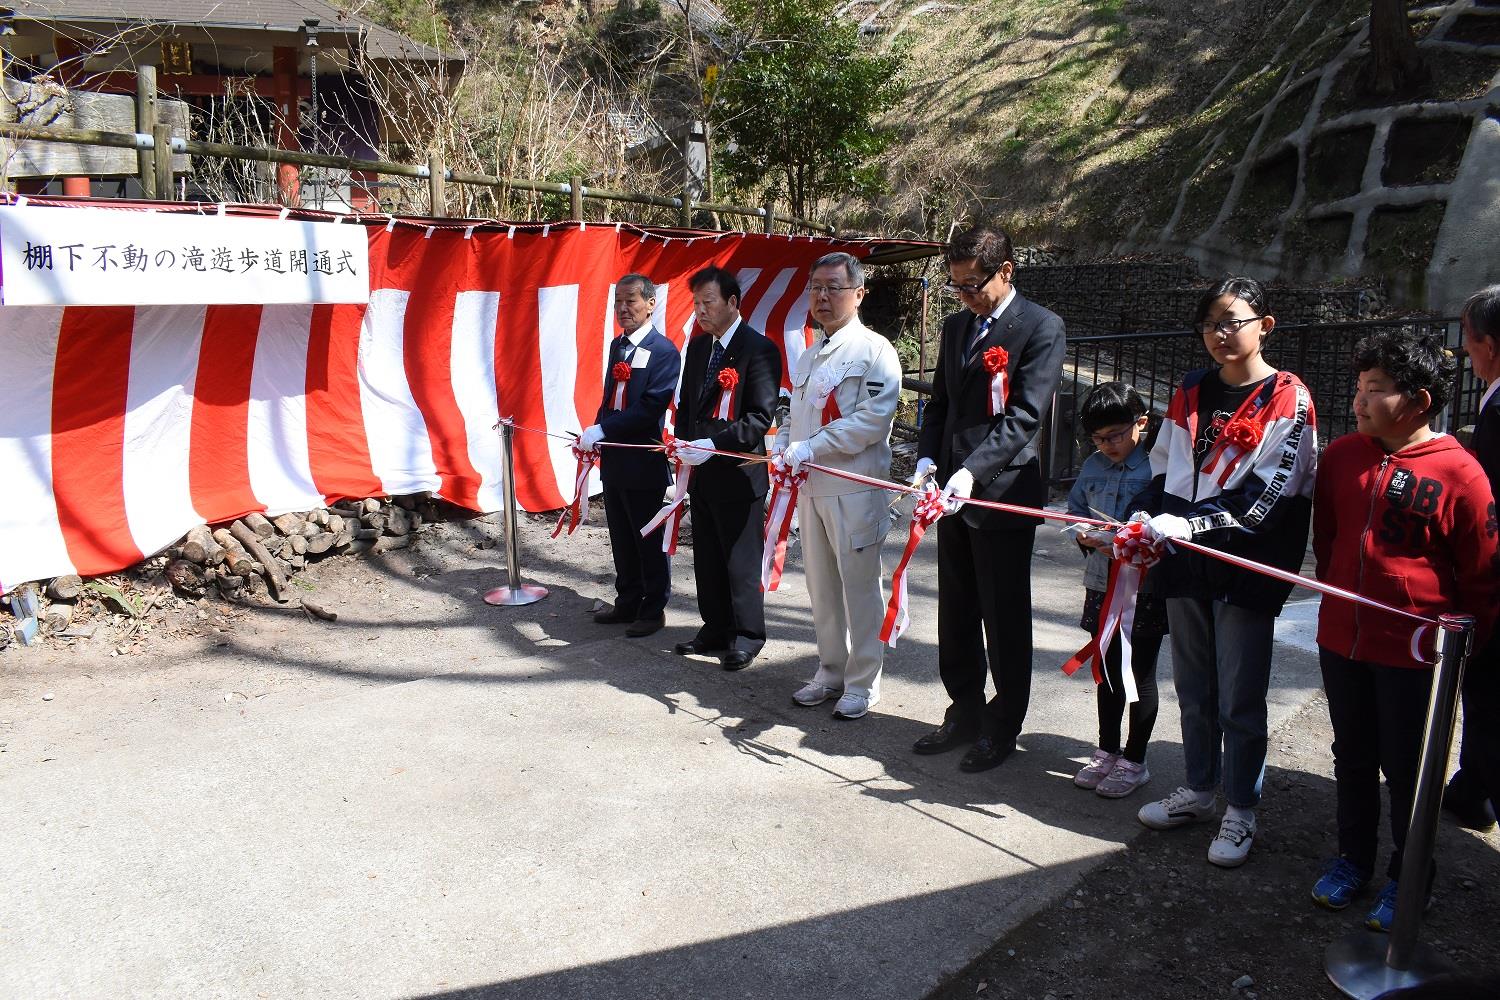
[1129,276,1319,868]
[1066,382,1166,798]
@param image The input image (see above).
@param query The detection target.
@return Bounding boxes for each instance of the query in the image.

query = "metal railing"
[1044,316,1464,486]
[0,120,834,234]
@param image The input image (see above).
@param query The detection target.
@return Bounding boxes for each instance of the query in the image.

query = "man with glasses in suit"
[911,225,1066,769]
[580,273,681,637]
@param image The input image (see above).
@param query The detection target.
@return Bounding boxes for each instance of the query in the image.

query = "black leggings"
[1097,632,1163,763]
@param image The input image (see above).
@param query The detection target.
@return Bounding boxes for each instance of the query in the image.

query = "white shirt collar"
[624,325,651,346]
[1482,379,1500,412]
[716,316,742,350]
[817,314,866,354]
[984,287,1017,323]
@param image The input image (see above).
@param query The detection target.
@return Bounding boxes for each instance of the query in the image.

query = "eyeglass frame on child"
[1088,426,1138,447]
[1196,315,1265,337]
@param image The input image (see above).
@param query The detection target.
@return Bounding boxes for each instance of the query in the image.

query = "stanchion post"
[483,420,548,607]
[1324,613,1473,998]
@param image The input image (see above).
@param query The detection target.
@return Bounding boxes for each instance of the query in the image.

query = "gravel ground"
[928,694,1500,1000]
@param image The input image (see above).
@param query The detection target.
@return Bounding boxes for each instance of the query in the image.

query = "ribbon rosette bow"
[1111,512,1166,568]
[553,441,598,538]
[610,361,632,410]
[714,367,739,420]
[1060,512,1156,702]
[761,457,808,592]
[982,345,1009,416]
[1201,415,1264,483]
[879,485,950,646]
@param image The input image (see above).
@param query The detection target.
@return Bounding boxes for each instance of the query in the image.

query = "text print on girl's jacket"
[1314,431,1499,667]
[1142,368,1319,612]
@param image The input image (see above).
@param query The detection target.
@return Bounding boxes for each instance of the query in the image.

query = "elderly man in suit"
[673,265,783,669]
[912,225,1066,770]
[776,252,902,721]
[579,273,682,637]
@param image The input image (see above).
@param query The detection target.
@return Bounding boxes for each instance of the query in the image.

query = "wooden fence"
[0,120,834,234]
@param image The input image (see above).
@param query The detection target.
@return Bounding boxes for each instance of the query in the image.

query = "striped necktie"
[703,339,726,395]
[965,315,995,365]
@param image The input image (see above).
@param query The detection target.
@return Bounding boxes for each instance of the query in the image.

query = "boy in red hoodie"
[1311,331,1498,932]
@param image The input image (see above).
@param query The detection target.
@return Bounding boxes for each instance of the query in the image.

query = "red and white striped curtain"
[0,219,853,592]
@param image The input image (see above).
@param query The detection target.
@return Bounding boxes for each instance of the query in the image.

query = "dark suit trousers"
[936,517,1038,738]
[691,496,767,653]
[604,487,670,618]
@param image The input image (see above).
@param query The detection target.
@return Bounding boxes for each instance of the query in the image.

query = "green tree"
[708,0,905,223]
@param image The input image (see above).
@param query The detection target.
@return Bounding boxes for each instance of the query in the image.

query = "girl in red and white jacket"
[1309,331,1497,931]
[1131,277,1318,869]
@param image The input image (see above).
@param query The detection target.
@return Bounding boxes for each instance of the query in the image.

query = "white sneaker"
[792,683,839,707]
[1208,811,1257,868]
[1138,786,1216,830]
[832,691,878,719]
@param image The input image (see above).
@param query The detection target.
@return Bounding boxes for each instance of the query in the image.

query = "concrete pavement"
[0,511,1324,998]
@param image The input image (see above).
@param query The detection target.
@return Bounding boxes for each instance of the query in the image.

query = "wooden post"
[152,123,173,201]
[273,46,301,206]
[135,64,158,198]
[679,189,693,229]
[569,174,583,220]
[763,199,775,235]
[428,151,446,216]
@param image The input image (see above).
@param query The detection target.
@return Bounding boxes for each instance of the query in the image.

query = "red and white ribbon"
[552,442,597,538]
[714,367,739,420]
[821,391,842,426]
[761,461,807,591]
[1061,541,1150,702]
[640,436,692,554]
[982,345,1009,417]
[879,485,949,646]
[610,361,632,411]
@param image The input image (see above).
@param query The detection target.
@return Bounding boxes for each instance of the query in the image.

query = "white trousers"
[801,490,890,698]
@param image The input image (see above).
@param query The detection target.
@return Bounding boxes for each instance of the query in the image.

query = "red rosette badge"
[714,366,739,419]
[610,360,632,409]
[1220,418,1263,451]
[982,346,1010,416]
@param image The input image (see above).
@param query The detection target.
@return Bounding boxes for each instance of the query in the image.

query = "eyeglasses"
[807,283,858,297]
[1197,315,1264,337]
[1088,427,1136,447]
[942,269,999,295]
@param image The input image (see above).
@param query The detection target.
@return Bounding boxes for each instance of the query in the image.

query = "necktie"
[616,336,633,363]
[965,315,994,365]
[703,339,726,396]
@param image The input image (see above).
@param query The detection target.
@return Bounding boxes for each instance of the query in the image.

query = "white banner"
[0,204,370,306]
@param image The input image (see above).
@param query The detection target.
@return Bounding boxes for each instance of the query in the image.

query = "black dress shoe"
[959,735,1015,773]
[1443,779,1497,831]
[721,650,754,671]
[912,719,979,755]
[625,615,665,637]
[674,638,724,656]
[594,605,637,625]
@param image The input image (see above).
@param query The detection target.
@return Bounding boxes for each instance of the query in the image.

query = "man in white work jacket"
[775,251,902,720]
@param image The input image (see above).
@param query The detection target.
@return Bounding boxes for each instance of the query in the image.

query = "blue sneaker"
[1312,857,1370,910]
[1365,879,1431,932]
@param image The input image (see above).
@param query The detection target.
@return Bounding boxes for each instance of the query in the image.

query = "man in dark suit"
[913,225,1066,771]
[672,265,783,669]
[580,273,681,637]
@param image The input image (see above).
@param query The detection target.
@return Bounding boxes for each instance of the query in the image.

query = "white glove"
[941,467,974,502]
[1146,512,1193,543]
[912,456,936,487]
[770,450,789,475]
[677,438,715,467]
[784,440,813,474]
[579,424,605,452]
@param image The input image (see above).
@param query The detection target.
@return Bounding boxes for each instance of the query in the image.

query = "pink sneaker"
[1095,758,1151,798]
[1074,749,1120,790]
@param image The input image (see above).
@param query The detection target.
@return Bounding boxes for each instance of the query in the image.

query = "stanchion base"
[1325,931,1457,999]
[482,584,548,607]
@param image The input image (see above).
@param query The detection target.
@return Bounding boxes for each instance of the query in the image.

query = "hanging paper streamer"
[640,435,692,554]
[552,442,598,538]
[761,461,807,591]
[879,485,949,646]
